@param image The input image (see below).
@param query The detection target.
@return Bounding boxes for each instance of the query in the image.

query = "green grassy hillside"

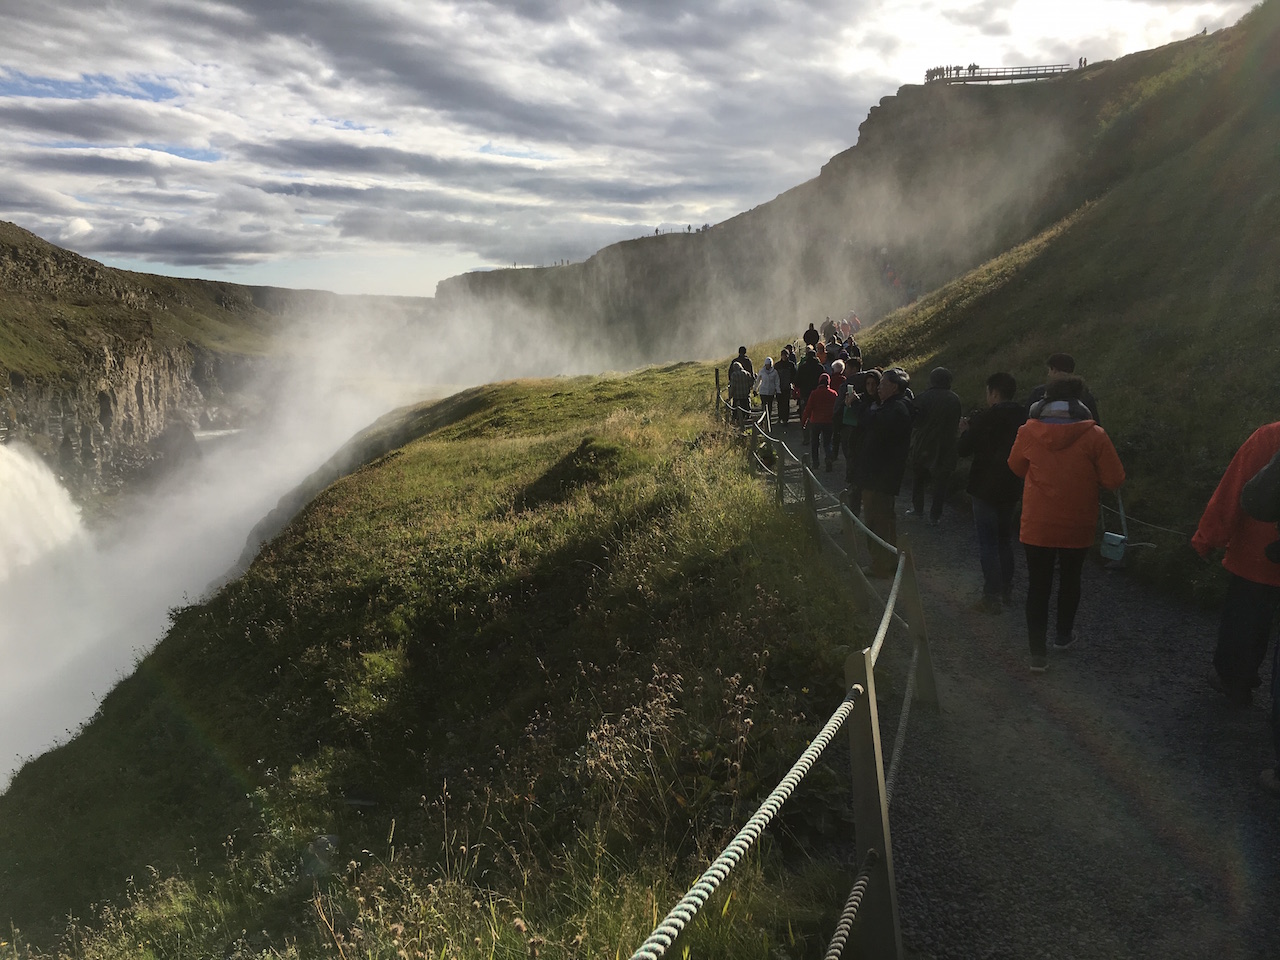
[1,363,866,958]
[858,0,1280,598]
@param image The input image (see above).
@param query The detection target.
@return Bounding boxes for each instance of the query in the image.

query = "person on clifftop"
[1008,376,1125,673]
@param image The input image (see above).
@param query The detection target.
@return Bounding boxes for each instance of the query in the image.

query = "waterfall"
[0,443,84,582]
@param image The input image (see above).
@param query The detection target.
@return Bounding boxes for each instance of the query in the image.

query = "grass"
[1,360,869,958]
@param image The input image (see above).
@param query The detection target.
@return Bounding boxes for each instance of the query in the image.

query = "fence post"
[839,508,873,613]
[897,534,940,706]
[775,439,785,504]
[844,648,904,960]
[715,368,721,416]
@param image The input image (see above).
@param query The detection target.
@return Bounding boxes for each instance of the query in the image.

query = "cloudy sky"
[0,0,1252,296]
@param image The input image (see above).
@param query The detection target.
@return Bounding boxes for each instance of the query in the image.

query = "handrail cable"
[884,643,920,807]
[821,849,880,960]
[868,553,908,667]
[1098,502,1188,539]
[629,684,866,960]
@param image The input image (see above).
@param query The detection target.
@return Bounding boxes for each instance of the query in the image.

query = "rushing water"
[0,443,85,581]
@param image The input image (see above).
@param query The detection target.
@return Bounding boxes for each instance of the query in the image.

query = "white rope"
[629,685,865,960]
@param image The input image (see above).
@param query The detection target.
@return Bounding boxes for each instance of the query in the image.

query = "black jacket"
[957,401,1026,504]
[730,354,754,378]
[774,357,796,392]
[795,355,824,394]
[803,327,821,346]
[910,386,962,471]
[854,392,914,496]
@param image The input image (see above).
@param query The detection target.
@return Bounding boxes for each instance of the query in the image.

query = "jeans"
[1213,573,1280,698]
[760,393,776,421]
[972,497,1016,600]
[1023,544,1088,656]
[778,388,792,424]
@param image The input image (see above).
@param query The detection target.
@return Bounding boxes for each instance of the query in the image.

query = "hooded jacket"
[1193,421,1280,587]
[756,360,780,396]
[801,374,838,426]
[1008,412,1125,548]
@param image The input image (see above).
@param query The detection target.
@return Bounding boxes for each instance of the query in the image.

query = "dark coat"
[730,353,754,378]
[910,386,962,471]
[803,326,821,346]
[795,355,824,394]
[774,357,796,393]
[854,392,914,496]
[957,401,1026,504]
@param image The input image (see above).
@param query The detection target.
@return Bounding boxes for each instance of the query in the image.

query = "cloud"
[0,0,1258,292]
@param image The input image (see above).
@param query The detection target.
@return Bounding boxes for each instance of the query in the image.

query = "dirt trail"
[771,419,1278,960]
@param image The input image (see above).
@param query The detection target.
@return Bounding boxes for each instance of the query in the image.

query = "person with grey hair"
[907,367,962,525]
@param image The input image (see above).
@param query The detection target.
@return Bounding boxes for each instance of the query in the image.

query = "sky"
[0,0,1254,297]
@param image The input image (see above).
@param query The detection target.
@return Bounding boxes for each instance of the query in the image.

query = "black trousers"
[1023,544,1088,656]
[1213,573,1280,697]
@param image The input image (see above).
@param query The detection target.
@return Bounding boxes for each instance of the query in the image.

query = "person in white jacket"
[756,357,780,422]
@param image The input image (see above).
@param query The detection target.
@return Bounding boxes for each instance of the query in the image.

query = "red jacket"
[1192,421,1280,587]
[802,379,838,426]
[1008,418,1125,548]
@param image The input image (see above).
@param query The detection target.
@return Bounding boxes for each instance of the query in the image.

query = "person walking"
[907,367,962,524]
[956,372,1026,613]
[803,323,820,348]
[1027,353,1101,424]
[1193,423,1280,735]
[801,372,839,471]
[855,367,914,577]
[842,369,880,510]
[795,345,823,427]
[756,357,780,423]
[731,345,754,378]
[1008,376,1124,672]
[728,360,753,424]
[774,349,796,425]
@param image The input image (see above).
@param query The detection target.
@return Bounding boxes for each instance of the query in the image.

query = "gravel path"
[769,420,1279,960]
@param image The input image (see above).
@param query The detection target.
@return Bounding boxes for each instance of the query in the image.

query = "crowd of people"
[726,339,1280,799]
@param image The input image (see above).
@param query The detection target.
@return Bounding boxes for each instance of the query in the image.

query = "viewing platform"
[925,63,1075,84]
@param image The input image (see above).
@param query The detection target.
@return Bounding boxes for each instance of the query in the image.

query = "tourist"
[795,345,823,426]
[803,323,820,348]
[1027,353,1100,424]
[732,345,754,378]
[756,357,780,422]
[843,369,881,510]
[907,367,962,525]
[855,367,915,577]
[728,360,754,424]
[774,348,797,425]
[956,372,1026,613]
[1193,422,1280,729]
[801,372,839,472]
[1008,376,1125,672]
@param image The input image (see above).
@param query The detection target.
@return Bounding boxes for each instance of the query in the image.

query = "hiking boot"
[1262,768,1280,797]
[1030,656,1048,673]
[1051,631,1078,651]
[970,596,1002,615]
[1208,671,1252,707]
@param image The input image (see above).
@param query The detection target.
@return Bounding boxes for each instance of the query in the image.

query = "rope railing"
[629,684,866,960]
[822,849,879,960]
[683,372,942,960]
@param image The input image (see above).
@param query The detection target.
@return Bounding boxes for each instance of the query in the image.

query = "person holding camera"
[1193,421,1280,796]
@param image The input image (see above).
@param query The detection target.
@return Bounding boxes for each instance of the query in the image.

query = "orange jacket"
[1008,419,1125,548]
[1192,421,1280,588]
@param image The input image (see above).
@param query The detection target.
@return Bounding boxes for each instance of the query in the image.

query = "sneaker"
[1030,656,1048,673]
[1208,671,1253,707]
[969,596,1002,615]
[1262,768,1280,797]
[1051,631,1077,651]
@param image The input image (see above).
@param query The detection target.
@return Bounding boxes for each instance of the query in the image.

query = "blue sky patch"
[0,71,178,101]
[479,142,556,162]
[139,143,222,162]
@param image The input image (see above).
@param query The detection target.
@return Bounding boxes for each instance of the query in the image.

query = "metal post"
[775,439,785,504]
[844,648,903,960]
[897,534,940,706]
